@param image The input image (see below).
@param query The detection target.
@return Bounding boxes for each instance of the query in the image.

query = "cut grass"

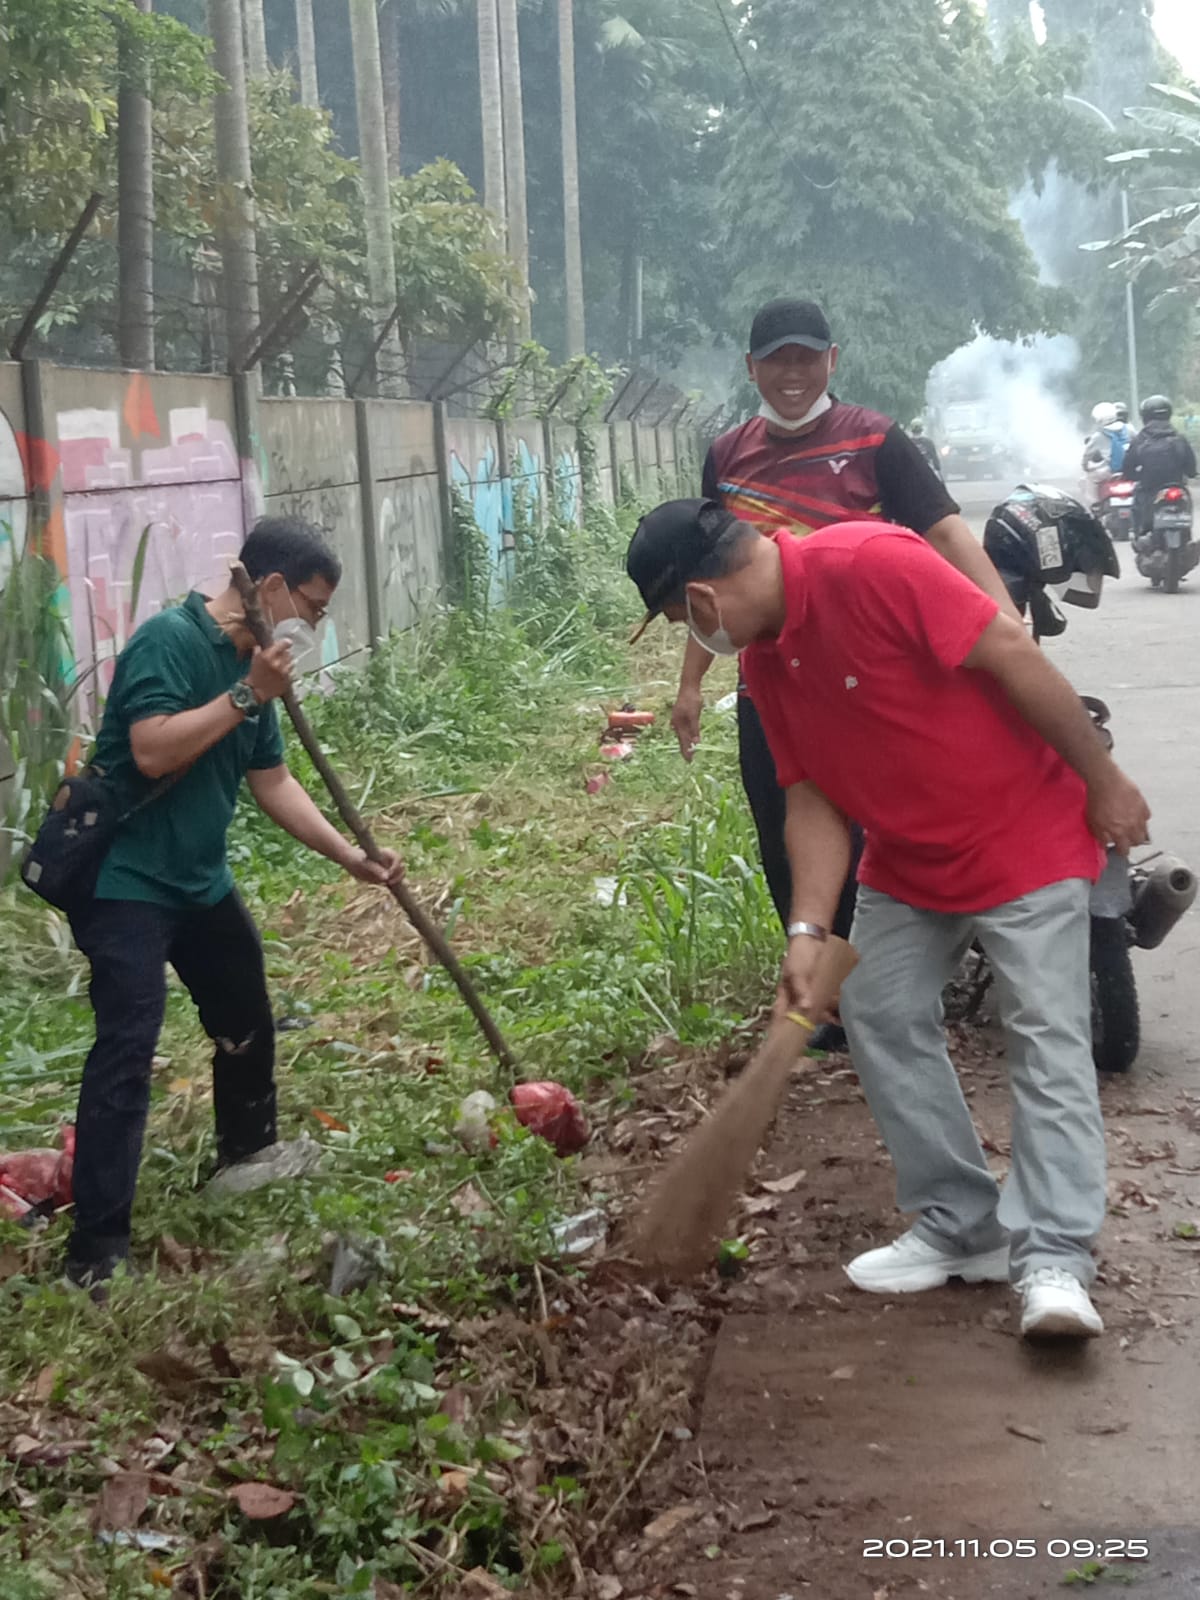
[0,504,766,1595]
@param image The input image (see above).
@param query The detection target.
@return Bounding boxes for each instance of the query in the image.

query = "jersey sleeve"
[849,533,998,670]
[116,617,208,724]
[248,701,286,770]
[875,423,959,533]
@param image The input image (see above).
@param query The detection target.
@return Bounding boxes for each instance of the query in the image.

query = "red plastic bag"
[510,1082,589,1157]
[0,1125,75,1210]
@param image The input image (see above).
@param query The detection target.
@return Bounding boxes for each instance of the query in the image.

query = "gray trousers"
[840,878,1106,1284]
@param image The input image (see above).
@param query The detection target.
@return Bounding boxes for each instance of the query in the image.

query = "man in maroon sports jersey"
[675,299,1019,1046]
[628,499,1150,1341]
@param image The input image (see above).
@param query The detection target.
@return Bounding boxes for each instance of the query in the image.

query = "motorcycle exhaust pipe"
[1129,857,1198,950]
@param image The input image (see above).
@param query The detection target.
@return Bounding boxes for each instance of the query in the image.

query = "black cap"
[626,498,737,642]
[749,297,832,360]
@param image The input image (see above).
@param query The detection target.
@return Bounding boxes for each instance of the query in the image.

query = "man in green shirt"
[66,517,402,1290]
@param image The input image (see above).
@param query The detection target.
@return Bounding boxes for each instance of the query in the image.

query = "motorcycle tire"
[1163,547,1184,594]
[1090,915,1139,1074]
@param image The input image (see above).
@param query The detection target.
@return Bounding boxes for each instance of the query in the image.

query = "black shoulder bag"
[19,766,175,915]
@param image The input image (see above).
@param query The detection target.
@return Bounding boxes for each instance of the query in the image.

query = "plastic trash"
[593,877,627,908]
[599,741,635,761]
[551,1208,607,1256]
[454,1090,498,1152]
[0,1125,75,1211]
[510,1081,589,1156]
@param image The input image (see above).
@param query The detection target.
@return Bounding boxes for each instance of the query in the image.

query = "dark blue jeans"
[66,892,276,1275]
[737,691,863,936]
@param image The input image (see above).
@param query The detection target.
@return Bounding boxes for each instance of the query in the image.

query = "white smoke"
[926,333,1085,480]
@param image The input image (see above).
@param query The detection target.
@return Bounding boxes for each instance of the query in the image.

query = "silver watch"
[786,920,828,941]
[229,679,260,719]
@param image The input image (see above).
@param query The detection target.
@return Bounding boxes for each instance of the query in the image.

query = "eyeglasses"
[293,587,331,624]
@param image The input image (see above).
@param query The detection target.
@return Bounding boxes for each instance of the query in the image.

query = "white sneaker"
[845,1229,1009,1294]
[1017,1267,1103,1339]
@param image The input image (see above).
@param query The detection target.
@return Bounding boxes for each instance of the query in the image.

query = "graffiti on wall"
[378,464,442,634]
[56,383,244,718]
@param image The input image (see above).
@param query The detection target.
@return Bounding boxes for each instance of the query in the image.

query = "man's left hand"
[1086,766,1151,855]
[346,847,405,886]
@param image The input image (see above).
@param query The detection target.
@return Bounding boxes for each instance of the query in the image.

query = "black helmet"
[984,485,1119,638]
[1141,394,1172,423]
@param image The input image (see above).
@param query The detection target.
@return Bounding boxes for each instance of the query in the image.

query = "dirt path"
[620,539,1200,1600]
[650,1040,1200,1598]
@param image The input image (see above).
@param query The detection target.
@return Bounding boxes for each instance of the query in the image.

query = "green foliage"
[1091,82,1200,313]
[0,547,74,873]
[0,0,215,232]
[717,0,1089,416]
[0,495,762,1593]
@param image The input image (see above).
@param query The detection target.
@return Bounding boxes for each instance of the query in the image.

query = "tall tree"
[118,0,156,368]
[497,0,531,335]
[243,0,269,76]
[380,0,402,177]
[717,0,1085,415]
[477,0,506,230]
[210,0,261,368]
[347,0,405,394]
[558,0,584,354]
[294,0,319,105]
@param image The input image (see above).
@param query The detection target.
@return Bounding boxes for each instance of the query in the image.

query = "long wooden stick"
[230,563,517,1074]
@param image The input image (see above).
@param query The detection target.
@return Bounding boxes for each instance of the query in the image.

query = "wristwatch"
[786,920,828,942]
[229,679,260,720]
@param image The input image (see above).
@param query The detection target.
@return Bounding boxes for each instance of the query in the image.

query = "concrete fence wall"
[0,360,701,724]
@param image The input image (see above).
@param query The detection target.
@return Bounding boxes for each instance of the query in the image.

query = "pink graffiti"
[59,406,245,722]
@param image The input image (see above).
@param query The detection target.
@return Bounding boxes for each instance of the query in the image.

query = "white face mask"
[757,354,833,431]
[686,592,739,657]
[273,613,320,675]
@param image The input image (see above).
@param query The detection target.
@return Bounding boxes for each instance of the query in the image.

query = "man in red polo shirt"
[627,499,1150,1341]
[677,297,1018,1050]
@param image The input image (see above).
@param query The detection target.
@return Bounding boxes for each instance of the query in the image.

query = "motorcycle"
[1095,475,1136,543]
[950,688,1196,1071]
[1133,484,1197,594]
[971,489,1198,1073]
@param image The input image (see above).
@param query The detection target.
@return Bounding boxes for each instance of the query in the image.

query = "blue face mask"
[686,592,739,657]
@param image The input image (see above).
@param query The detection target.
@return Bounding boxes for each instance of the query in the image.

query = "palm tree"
[209,0,261,368]
[1100,83,1200,311]
[477,0,506,231]
[294,0,319,105]
[118,0,155,368]
[380,0,402,176]
[559,0,584,355]
[348,0,405,395]
[243,0,269,77]
[497,0,530,336]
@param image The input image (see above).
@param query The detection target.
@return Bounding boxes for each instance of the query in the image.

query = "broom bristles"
[629,937,859,1276]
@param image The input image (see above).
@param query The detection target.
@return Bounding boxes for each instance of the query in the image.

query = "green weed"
[0,495,761,1594]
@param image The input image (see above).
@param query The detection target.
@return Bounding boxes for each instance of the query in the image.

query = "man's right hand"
[247,640,295,704]
[671,688,702,762]
[774,935,831,1023]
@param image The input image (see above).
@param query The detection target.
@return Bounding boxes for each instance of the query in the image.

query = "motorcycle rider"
[909,417,944,478]
[1109,403,1133,471]
[1123,396,1197,535]
[1082,402,1117,481]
